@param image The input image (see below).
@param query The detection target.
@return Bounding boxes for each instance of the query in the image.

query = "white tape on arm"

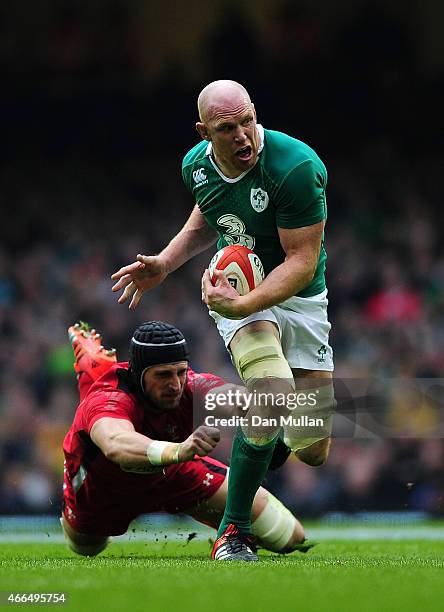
[146,440,181,466]
[146,441,168,465]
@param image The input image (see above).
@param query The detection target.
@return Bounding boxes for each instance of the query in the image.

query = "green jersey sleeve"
[274,159,327,229]
[182,140,208,195]
[182,158,192,193]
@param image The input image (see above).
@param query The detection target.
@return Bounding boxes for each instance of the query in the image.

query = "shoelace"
[226,533,257,555]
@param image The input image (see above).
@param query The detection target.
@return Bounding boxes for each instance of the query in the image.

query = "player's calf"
[60,516,109,557]
[296,437,331,466]
[283,380,335,462]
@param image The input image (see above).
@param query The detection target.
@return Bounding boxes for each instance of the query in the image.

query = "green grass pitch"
[1,540,444,612]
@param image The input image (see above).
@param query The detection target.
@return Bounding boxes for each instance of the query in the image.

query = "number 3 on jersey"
[217,214,255,249]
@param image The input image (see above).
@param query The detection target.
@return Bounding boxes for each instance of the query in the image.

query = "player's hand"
[201,269,246,320]
[111,254,168,309]
[179,425,220,461]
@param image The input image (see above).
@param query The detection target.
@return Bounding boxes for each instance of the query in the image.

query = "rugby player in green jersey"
[112,80,334,561]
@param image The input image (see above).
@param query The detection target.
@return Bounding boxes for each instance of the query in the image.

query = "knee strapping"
[251,492,298,553]
[232,330,293,388]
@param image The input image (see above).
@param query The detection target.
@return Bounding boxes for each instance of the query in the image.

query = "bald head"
[195,80,259,179]
[197,80,252,123]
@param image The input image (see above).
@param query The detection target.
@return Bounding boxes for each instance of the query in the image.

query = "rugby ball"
[208,245,264,295]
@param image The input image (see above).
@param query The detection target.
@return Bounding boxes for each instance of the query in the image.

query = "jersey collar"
[205,124,265,184]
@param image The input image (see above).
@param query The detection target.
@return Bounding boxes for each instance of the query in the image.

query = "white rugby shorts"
[209,289,334,372]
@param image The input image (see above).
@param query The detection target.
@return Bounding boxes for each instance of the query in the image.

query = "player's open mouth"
[236,145,252,161]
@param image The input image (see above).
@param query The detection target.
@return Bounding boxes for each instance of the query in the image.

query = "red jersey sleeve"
[81,388,137,434]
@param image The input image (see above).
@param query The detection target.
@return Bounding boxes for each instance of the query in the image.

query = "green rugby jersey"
[182,125,327,298]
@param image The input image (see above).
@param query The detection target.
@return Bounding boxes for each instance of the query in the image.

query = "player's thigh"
[210,307,280,352]
[272,292,333,372]
[229,319,280,351]
[229,320,294,389]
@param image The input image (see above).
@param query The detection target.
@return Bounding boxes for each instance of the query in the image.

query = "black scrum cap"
[129,321,190,391]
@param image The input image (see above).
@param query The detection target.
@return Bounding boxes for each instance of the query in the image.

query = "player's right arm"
[90,417,220,468]
[111,205,217,309]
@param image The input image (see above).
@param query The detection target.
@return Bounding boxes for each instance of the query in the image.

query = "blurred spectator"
[0,0,443,517]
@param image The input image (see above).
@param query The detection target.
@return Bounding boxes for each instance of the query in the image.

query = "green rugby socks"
[217,428,278,537]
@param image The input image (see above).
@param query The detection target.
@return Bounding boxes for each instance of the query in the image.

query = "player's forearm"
[238,256,316,316]
[104,430,181,468]
[159,224,217,273]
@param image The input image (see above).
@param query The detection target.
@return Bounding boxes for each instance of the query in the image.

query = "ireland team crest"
[250,187,269,212]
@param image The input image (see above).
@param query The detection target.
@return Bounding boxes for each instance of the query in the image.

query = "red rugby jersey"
[63,363,224,492]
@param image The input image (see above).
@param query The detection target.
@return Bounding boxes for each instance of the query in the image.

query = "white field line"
[2,526,444,544]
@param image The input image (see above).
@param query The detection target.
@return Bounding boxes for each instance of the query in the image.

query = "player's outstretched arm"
[111,205,217,309]
[90,417,220,468]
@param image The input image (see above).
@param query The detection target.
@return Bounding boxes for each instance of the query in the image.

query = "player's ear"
[252,103,257,122]
[196,122,210,141]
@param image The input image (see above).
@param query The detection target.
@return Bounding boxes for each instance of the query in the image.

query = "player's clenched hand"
[201,269,245,320]
[179,425,220,461]
[111,254,168,309]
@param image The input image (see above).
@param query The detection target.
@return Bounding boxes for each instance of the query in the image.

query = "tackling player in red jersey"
[61,322,311,559]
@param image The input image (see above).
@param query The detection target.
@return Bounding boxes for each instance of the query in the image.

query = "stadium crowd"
[1,0,443,517]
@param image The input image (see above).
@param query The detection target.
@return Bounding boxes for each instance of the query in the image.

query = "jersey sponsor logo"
[193,168,208,188]
[217,214,255,249]
[250,187,269,212]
